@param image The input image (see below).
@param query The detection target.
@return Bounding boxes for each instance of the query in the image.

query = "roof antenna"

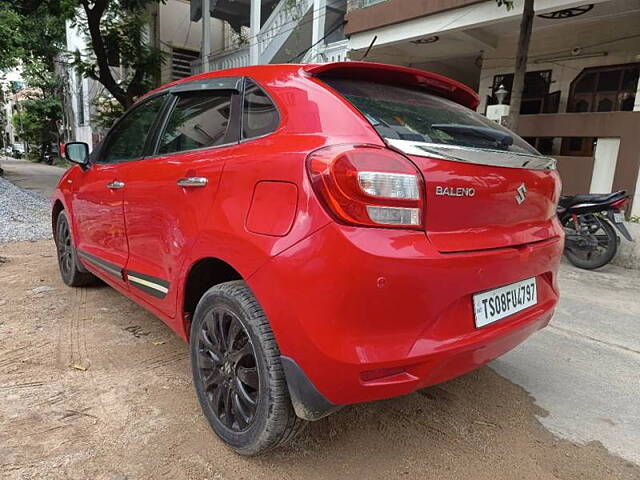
[360,35,378,61]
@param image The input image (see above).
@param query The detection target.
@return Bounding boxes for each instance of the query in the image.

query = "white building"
[0,68,25,148]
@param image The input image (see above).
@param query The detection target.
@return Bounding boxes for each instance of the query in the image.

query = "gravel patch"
[0,176,52,243]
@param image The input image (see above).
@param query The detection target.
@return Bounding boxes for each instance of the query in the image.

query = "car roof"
[141,62,479,110]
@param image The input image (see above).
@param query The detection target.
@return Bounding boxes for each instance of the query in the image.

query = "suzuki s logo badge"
[515,183,528,204]
[435,186,476,197]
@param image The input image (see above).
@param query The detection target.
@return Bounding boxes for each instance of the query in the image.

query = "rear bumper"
[248,222,563,408]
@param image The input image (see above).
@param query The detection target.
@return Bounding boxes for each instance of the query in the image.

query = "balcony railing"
[321,39,350,62]
[348,0,387,9]
[191,0,349,74]
[191,46,251,75]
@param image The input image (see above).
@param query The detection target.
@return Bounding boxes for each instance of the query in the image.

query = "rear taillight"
[306,144,424,229]
[611,197,628,211]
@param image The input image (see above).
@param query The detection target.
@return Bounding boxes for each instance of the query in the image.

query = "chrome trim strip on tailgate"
[386,139,557,171]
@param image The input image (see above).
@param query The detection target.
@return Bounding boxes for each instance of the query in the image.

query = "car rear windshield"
[321,78,538,155]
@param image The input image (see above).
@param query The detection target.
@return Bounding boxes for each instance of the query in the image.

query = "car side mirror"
[65,142,90,167]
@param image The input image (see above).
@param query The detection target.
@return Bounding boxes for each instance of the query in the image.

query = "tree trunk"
[505,0,535,132]
[82,0,133,109]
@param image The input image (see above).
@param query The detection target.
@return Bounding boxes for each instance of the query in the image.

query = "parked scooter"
[557,190,633,269]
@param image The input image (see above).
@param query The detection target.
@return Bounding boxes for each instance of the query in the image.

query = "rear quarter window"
[321,78,538,156]
[242,79,279,140]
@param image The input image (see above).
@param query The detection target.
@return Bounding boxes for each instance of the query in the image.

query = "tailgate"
[398,142,561,253]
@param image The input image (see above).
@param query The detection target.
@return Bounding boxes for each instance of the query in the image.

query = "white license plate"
[613,212,625,223]
[473,277,537,328]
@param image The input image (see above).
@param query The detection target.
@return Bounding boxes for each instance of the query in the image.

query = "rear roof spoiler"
[303,61,480,110]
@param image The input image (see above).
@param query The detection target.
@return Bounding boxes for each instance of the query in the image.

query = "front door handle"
[107,181,125,190]
[177,177,208,188]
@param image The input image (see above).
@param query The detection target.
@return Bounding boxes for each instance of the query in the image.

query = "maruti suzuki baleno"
[53,62,563,455]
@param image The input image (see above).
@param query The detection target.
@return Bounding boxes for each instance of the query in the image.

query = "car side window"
[242,79,279,140]
[157,91,234,155]
[101,95,165,164]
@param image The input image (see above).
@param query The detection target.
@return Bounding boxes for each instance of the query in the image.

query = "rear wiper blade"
[431,124,514,149]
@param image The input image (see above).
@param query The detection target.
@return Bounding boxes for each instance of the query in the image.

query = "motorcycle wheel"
[563,214,618,269]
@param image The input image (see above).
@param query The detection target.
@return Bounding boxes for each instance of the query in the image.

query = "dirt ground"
[1,240,638,480]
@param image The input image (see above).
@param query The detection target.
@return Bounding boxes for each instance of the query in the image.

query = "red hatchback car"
[53,62,563,454]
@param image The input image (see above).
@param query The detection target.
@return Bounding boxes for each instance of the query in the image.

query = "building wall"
[65,19,101,149]
[345,0,483,34]
[157,0,225,84]
[1,69,24,147]
[477,11,640,114]
[518,112,640,215]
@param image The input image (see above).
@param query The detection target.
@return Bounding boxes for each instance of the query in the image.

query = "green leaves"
[73,0,166,107]
[0,5,24,69]
[0,1,67,70]
[0,2,67,149]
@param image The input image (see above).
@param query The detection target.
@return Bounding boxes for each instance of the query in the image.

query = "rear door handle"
[107,181,125,190]
[177,177,208,188]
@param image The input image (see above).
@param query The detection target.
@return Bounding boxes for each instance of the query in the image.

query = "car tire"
[55,211,97,287]
[190,281,306,455]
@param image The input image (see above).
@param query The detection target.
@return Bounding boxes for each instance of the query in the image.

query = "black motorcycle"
[557,190,633,269]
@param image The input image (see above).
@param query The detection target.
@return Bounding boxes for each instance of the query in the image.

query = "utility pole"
[311,0,327,62]
[201,0,211,72]
[505,0,534,132]
[250,0,261,65]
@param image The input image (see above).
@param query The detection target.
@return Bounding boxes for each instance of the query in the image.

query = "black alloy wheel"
[195,305,260,431]
[190,281,305,455]
[55,211,96,287]
[56,215,73,278]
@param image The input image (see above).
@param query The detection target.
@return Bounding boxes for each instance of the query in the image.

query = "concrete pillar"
[201,0,211,72]
[632,161,640,217]
[250,0,261,65]
[634,73,640,112]
[590,137,620,193]
[311,0,327,62]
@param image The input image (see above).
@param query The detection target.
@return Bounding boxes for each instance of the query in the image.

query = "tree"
[73,0,165,109]
[15,61,64,157]
[0,1,68,157]
[0,5,23,70]
[496,0,535,132]
[2,0,165,111]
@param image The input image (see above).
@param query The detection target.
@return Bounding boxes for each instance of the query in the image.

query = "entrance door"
[71,94,166,288]
[123,82,241,319]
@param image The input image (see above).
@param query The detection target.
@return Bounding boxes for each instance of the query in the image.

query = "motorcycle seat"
[559,192,624,208]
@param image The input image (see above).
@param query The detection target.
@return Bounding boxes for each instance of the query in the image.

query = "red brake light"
[306,144,424,229]
[611,197,628,210]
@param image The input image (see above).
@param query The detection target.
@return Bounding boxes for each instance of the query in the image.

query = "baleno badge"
[435,186,476,197]
[515,183,527,204]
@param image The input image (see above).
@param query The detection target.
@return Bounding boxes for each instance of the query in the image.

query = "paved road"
[494,260,640,464]
[0,156,66,198]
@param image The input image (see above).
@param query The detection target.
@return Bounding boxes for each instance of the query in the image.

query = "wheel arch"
[181,257,244,339]
[51,199,65,238]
